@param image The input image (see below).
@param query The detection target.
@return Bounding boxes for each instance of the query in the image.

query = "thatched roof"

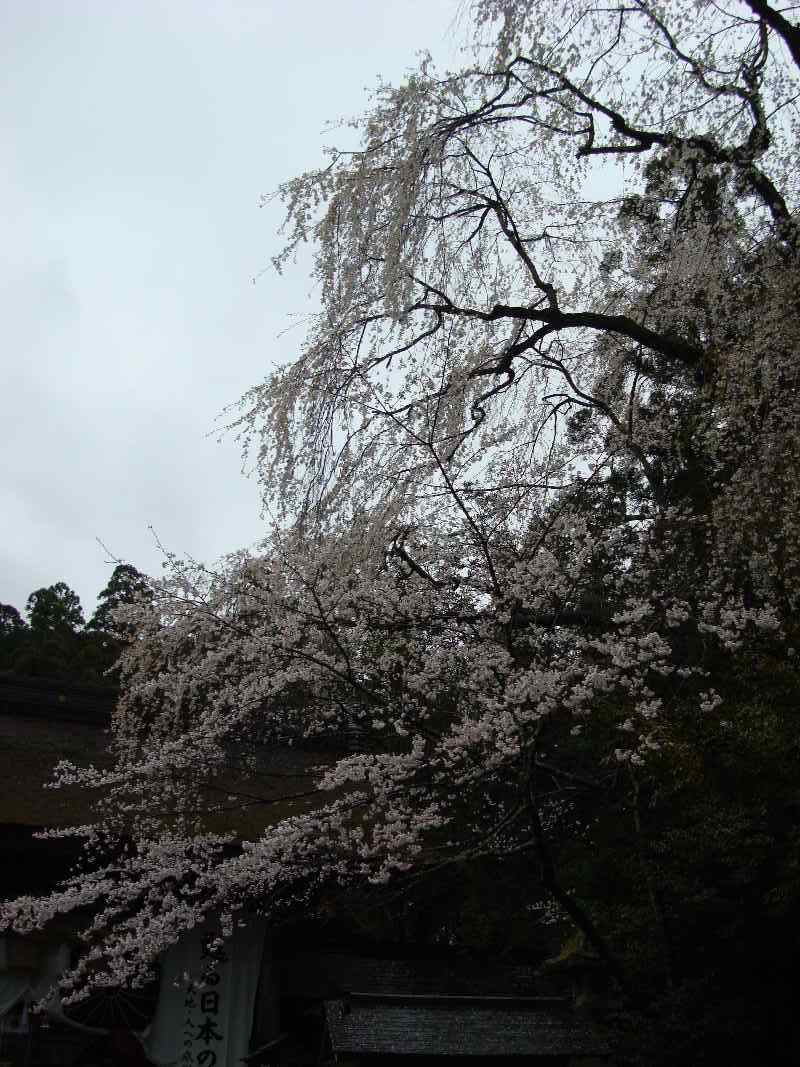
[0,674,117,723]
[282,952,543,1000]
[0,676,116,826]
[325,994,611,1058]
[0,675,332,836]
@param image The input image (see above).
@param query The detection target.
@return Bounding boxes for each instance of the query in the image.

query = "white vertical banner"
[144,918,266,1067]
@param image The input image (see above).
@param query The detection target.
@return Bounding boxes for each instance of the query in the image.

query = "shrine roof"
[282,951,543,999]
[0,674,331,835]
[325,994,611,1058]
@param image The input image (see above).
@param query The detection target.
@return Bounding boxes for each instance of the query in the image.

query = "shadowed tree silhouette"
[26,582,85,635]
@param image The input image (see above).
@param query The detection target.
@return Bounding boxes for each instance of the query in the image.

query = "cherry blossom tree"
[3,0,799,1023]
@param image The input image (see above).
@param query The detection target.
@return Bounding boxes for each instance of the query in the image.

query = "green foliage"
[0,603,30,674]
[26,582,85,634]
[1,568,149,684]
[0,603,26,636]
[543,644,800,1062]
[88,563,151,635]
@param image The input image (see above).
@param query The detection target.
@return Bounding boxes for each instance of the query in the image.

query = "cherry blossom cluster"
[2,0,798,1000]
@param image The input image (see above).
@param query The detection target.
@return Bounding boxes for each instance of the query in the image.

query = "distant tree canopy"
[26,582,85,635]
[88,563,152,635]
[0,565,149,683]
[0,603,25,636]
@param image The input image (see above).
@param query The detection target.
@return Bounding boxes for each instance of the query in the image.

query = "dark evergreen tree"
[88,564,151,635]
[0,603,26,636]
[26,582,85,635]
[0,602,29,672]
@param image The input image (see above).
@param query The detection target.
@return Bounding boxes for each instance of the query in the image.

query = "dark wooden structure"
[325,992,608,1063]
[1,678,613,1066]
[245,950,610,1066]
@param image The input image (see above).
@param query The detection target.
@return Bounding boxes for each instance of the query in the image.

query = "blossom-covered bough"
[3,0,799,1007]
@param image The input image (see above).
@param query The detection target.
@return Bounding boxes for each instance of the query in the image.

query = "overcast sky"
[2,0,465,618]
